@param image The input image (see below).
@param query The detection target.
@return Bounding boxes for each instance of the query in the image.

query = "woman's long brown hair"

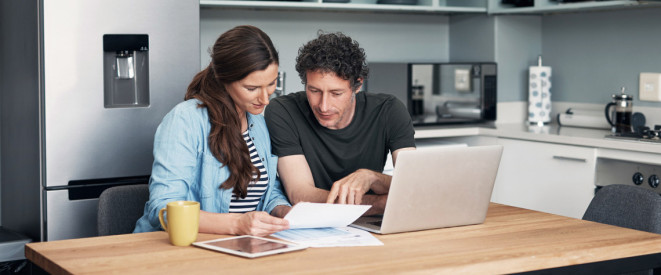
[185,25,279,198]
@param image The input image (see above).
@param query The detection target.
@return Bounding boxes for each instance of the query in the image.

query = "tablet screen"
[206,236,289,253]
[193,236,307,258]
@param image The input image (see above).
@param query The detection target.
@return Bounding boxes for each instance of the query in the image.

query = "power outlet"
[454,69,471,92]
[639,73,661,102]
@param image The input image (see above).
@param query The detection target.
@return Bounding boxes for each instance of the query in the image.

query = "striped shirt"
[228,130,269,213]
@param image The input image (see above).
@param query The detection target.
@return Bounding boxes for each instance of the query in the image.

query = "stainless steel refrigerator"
[0,0,200,241]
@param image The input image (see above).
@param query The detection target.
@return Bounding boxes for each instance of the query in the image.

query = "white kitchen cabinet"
[491,138,596,219]
[201,0,661,14]
[200,0,486,14]
[488,0,661,14]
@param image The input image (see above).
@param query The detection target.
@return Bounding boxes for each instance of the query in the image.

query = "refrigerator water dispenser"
[103,34,149,108]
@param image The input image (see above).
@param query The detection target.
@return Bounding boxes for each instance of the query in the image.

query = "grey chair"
[583,184,661,234]
[583,185,661,275]
[97,184,150,236]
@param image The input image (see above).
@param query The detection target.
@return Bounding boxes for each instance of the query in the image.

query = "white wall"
[200,8,450,93]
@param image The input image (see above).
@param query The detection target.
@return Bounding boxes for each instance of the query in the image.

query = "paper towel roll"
[528,66,552,124]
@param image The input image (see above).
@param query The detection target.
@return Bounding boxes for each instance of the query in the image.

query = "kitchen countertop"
[414,122,661,156]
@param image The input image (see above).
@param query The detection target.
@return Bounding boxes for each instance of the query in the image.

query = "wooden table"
[26,203,661,274]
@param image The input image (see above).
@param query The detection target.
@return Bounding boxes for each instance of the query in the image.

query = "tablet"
[193,236,307,258]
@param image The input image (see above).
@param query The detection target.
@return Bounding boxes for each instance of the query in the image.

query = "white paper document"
[284,202,371,229]
[272,227,383,247]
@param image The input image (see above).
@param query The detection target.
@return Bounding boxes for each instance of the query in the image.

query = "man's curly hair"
[296,31,369,92]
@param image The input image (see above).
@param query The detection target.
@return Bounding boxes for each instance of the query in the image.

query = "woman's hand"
[234,211,289,237]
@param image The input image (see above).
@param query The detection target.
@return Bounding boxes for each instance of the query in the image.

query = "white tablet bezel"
[193,235,307,258]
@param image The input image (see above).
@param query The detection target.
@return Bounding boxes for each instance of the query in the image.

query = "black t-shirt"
[264,91,416,191]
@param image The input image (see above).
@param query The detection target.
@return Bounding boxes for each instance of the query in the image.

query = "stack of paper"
[272,202,383,247]
[273,227,382,247]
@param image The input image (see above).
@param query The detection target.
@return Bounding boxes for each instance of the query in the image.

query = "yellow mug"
[159,201,200,246]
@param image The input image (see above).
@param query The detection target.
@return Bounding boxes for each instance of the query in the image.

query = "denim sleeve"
[140,106,201,231]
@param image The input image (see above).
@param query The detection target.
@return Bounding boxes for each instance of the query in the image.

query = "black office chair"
[583,184,661,234]
[97,184,150,236]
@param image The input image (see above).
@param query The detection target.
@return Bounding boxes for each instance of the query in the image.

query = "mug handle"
[604,102,615,127]
[158,208,168,231]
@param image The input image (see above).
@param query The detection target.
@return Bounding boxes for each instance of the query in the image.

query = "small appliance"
[557,108,610,129]
[605,87,634,134]
[366,62,497,126]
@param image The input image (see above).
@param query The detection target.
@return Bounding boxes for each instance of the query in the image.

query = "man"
[264,32,415,215]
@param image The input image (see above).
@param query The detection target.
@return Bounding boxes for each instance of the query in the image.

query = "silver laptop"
[350,145,503,234]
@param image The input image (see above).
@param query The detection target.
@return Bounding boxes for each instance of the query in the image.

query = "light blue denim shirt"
[134,99,290,233]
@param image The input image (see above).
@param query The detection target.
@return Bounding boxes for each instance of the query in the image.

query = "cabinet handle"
[552,156,586,162]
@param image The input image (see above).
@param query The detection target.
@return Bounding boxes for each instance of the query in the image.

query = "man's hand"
[270,205,292,218]
[326,169,387,205]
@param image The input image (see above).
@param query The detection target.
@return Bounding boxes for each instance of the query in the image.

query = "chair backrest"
[97,184,150,236]
[583,184,661,234]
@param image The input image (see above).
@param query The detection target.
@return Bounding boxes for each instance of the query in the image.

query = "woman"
[134,25,291,236]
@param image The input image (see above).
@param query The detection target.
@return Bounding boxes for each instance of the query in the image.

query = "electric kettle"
[605,87,633,134]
